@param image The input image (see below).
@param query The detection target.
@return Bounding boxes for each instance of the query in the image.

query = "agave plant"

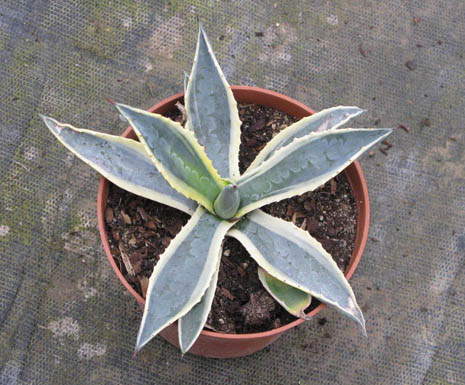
[41,25,392,354]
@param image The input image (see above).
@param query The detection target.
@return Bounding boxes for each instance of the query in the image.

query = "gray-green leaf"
[114,103,226,214]
[235,128,392,218]
[247,106,365,171]
[229,210,366,333]
[178,250,221,354]
[185,24,242,180]
[136,206,233,352]
[40,115,196,214]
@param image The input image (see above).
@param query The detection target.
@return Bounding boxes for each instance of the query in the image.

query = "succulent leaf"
[135,206,233,352]
[247,106,365,171]
[257,267,312,319]
[229,210,366,334]
[178,248,221,353]
[40,115,196,214]
[114,103,226,214]
[213,184,240,220]
[235,128,392,218]
[185,24,242,180]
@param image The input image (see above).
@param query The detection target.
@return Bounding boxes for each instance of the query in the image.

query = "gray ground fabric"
[0,1,464,384]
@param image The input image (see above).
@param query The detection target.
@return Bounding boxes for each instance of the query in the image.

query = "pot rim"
[97,85,369,340]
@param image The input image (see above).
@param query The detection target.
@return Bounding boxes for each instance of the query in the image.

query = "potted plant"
[41,25,391,358]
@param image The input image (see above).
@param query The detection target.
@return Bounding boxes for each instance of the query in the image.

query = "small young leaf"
[213,184,240,219]
[257,267,312,319]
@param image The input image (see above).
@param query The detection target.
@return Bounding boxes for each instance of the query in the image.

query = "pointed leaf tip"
[299,311,312,321]
[346,296,366,334]
[105,97,115,105]
[39,114,52,124]
[41,115,63,135]
[40,114,50,126]
[356,310,367,337]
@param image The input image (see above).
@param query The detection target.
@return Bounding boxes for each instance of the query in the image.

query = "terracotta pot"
[97,86,370,358]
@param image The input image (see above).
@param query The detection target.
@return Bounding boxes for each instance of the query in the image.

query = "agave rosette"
[41,25,392,354]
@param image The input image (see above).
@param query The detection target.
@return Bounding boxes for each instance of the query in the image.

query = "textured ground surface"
[0,1,464,384]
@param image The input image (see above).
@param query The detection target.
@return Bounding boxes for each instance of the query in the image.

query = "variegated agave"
[41,25,392,354]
